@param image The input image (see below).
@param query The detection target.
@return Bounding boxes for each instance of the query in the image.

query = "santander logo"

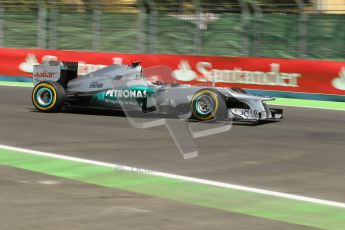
[19,54,59,73]
[19,54,40,73]
[172,60,197,81]
[172,60,301,87]
[331,67,345,90]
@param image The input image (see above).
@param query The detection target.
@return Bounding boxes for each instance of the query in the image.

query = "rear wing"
[33,61,78,88]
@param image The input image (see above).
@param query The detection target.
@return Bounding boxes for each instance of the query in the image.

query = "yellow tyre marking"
[32,83,57,111]
[191,90,219,121]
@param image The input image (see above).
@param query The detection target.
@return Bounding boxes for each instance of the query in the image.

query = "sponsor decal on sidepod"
[89,82,104,89]
[105,89,147,98]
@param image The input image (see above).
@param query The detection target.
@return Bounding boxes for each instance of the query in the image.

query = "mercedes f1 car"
[31,61,283,122]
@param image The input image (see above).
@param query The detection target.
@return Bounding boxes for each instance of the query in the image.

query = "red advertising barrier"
[0,48,344,96]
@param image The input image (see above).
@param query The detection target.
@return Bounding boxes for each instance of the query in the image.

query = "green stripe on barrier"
[0,81,32,87]
[1,147,345,229]
[268,98,345,111]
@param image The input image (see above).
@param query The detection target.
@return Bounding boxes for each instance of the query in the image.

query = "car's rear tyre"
[32,81,65,112]
[191,89,225,121]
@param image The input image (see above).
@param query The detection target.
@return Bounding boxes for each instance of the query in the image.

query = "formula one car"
[31,61,283,122]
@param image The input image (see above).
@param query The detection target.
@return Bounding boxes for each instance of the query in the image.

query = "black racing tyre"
[32,81,65,112]
[191,89,226,121]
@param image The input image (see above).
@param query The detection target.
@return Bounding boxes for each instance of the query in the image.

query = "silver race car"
[31,61,283,122]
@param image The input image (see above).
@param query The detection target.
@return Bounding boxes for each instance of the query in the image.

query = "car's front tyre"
[32,81,65,112]
[191,89,226,121]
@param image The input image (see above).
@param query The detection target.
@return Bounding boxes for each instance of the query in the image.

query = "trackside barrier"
[0,48,344,101]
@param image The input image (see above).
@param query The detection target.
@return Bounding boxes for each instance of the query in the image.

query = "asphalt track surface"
[1,86,345,229]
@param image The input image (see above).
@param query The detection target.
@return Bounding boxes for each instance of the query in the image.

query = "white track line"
[1,144,345,209]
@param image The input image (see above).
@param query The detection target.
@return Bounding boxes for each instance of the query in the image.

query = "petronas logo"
[105,89,147,98]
